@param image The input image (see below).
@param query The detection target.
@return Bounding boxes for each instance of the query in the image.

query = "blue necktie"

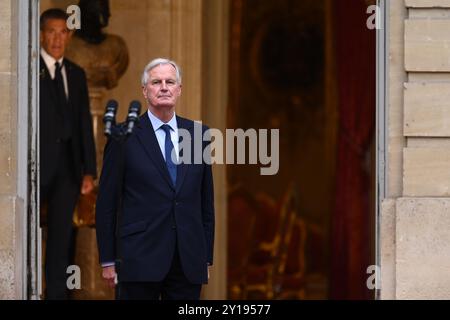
[160,124,177,186]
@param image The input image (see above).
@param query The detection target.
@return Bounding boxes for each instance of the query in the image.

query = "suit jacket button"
[172,225,177,229]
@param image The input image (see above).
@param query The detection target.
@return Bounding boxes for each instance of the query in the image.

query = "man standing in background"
[40,8,97,300]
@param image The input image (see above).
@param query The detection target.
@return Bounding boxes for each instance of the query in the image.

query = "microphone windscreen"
[129,100,141,114]
[106,99,118,113]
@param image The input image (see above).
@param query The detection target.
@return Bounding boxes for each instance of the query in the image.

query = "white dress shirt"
[147,110,179,163]
[41,48,69,98]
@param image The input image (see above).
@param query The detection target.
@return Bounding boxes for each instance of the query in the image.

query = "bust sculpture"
[65,0,129,228]
[76,0,110,44]
[65,0,129,89]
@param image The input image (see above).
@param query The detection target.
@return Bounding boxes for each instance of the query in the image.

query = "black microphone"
[103,99,118,137]
[126,100,141,135]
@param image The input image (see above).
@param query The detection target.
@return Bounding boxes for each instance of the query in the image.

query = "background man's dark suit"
[40,56,97,299]
[95,114,215,296]
[40,57,97,187]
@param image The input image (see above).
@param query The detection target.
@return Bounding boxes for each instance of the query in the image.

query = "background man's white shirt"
[41,48,69,98]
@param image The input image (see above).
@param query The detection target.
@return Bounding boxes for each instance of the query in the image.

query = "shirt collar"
[147,110,177,132]
[41,48,64,70]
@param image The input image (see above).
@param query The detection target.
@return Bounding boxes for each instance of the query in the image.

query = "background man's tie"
[160,124,177,186]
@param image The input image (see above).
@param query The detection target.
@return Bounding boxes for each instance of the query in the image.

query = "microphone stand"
[105,120,138,299]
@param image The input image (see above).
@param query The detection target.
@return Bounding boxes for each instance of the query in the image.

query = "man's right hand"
[102,265,117,288]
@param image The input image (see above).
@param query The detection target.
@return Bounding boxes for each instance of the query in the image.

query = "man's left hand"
[81,175,95,195]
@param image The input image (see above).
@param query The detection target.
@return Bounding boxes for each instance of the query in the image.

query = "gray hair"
[141,58,182,86]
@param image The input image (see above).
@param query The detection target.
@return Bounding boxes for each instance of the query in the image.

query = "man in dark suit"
[96,58,215,300]
[40,9,97,299]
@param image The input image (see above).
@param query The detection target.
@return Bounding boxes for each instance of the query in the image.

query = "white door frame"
[376,0,389,300]
[18,0,41,300]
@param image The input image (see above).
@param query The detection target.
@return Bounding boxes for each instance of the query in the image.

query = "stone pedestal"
[88,87,107,176]
[65,26,128,299]
[72,87,115,300]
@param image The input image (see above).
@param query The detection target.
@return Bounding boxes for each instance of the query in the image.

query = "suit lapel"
[60,60,76,125]
[175,116,193,194]
[63,59,77,105]
[39,56,58,104]
[135,114,175,190]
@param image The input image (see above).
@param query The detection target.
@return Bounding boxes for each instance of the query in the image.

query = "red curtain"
[330,0,376,299]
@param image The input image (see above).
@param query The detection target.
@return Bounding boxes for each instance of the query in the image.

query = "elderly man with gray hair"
[96,58,215,300]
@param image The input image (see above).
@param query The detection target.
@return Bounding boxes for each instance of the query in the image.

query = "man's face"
[142,64,182,110]
[40,18,71,60]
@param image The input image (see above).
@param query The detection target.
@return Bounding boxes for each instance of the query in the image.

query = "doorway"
[226,0,377,299]
[25,0,382,300]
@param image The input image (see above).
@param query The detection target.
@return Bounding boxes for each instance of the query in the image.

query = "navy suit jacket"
[95,114,215,284]
[39,56,97,186]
